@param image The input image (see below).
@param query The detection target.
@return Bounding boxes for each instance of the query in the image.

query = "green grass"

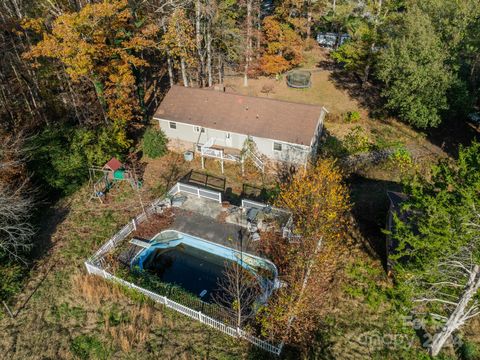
[0,186,251,359]
[70,334,111,360]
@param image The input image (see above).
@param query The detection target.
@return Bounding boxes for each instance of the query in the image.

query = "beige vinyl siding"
[157,118,311,164]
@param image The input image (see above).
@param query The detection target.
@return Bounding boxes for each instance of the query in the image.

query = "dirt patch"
[134,210,175,239]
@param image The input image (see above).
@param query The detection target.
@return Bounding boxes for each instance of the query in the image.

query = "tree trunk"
[306,0,312,40]
[167,55,174,87]
[162,21,175,87]
[206,20,213,87]
[256,1,261,54]
[195,0,205,87]
[244,0,252,87]
[180,57,189,87]
[430,265,480,356]
[218,54,223,85]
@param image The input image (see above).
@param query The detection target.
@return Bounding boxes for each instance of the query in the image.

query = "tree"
[276,159,350,240]
[23,0,159,146]
[142,127,168,159]
[209,0,243,85]
[29,125,126,194]
[258,159,351,346]
[0,182,34,263]
[331,0,392,85]
[391,142,480,356]
[376,5,454,128]
[0,133,34,263]
[259,16,303,75]
[215,260,260,328]
[160,9,197,87]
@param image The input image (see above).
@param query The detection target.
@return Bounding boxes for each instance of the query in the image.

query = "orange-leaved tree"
[259,16,303,75]
[23,0,158,148]
[258,158,351,347]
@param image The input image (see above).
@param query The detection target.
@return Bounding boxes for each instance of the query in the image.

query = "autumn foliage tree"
[259,16,303,75]
[23,0,158,149]
[160,9,197,87]
[258,159,351,346]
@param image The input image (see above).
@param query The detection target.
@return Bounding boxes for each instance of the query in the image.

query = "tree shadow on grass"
[328,70,386,119]
[245,329,336,359]
[426,116,480,158]
[2,204,70,316]
[348,174,402,271]
[31,205,70,261]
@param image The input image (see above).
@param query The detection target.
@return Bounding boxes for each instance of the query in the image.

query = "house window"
[194,126,205,133]
[169,122,177,129]
[226,132,231,139]
[273,142,283,152]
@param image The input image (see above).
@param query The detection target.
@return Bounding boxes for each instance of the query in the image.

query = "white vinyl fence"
[241,199,270,210]
[85,183,282,355]
[168,182,222,203]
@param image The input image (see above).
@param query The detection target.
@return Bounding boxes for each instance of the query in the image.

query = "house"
[153,86,328,170]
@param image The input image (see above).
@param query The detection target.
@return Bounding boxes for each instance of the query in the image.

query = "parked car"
[467,112,480,125]
[316,32,350,49]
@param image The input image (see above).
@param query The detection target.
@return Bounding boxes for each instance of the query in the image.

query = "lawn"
[224,46,447,164]
[1,45,470,359]
[0,183,255,359]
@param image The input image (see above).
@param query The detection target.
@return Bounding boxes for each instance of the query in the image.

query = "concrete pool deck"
[170,208,260,256]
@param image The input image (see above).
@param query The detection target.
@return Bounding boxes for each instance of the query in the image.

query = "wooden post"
[2,301,15,318]
[201,156,205,169]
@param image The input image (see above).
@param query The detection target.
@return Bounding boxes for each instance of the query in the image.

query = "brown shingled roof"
[154,85,324,146]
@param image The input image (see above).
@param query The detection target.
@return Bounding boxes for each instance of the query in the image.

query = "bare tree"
[214,260,260,328]
[412,206,480,356]
[0,181,35,263]
[214,229,260,328]
[0,133,35,263]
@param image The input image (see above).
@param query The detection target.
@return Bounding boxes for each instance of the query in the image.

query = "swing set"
[89,157,141,203]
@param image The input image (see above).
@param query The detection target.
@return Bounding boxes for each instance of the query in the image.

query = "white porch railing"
[243,148,265,173]
[201,147,224,159]
[200,138,241,163]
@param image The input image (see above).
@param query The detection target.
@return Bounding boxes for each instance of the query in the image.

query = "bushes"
[386,147,413,173]
[344,111,361,123]
[458,340,479,360]
[343,126,372,154]
[142,127,168,159]
[0,262,25,301]
[70,335,110,360]
[28,125,129,195]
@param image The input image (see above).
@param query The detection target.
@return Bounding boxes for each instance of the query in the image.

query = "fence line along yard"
[85,182,283,356]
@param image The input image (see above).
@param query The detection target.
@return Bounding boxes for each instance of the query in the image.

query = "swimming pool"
[131,230,278,303]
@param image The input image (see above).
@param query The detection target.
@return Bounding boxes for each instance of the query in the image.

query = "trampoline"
[286,70,312,89]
